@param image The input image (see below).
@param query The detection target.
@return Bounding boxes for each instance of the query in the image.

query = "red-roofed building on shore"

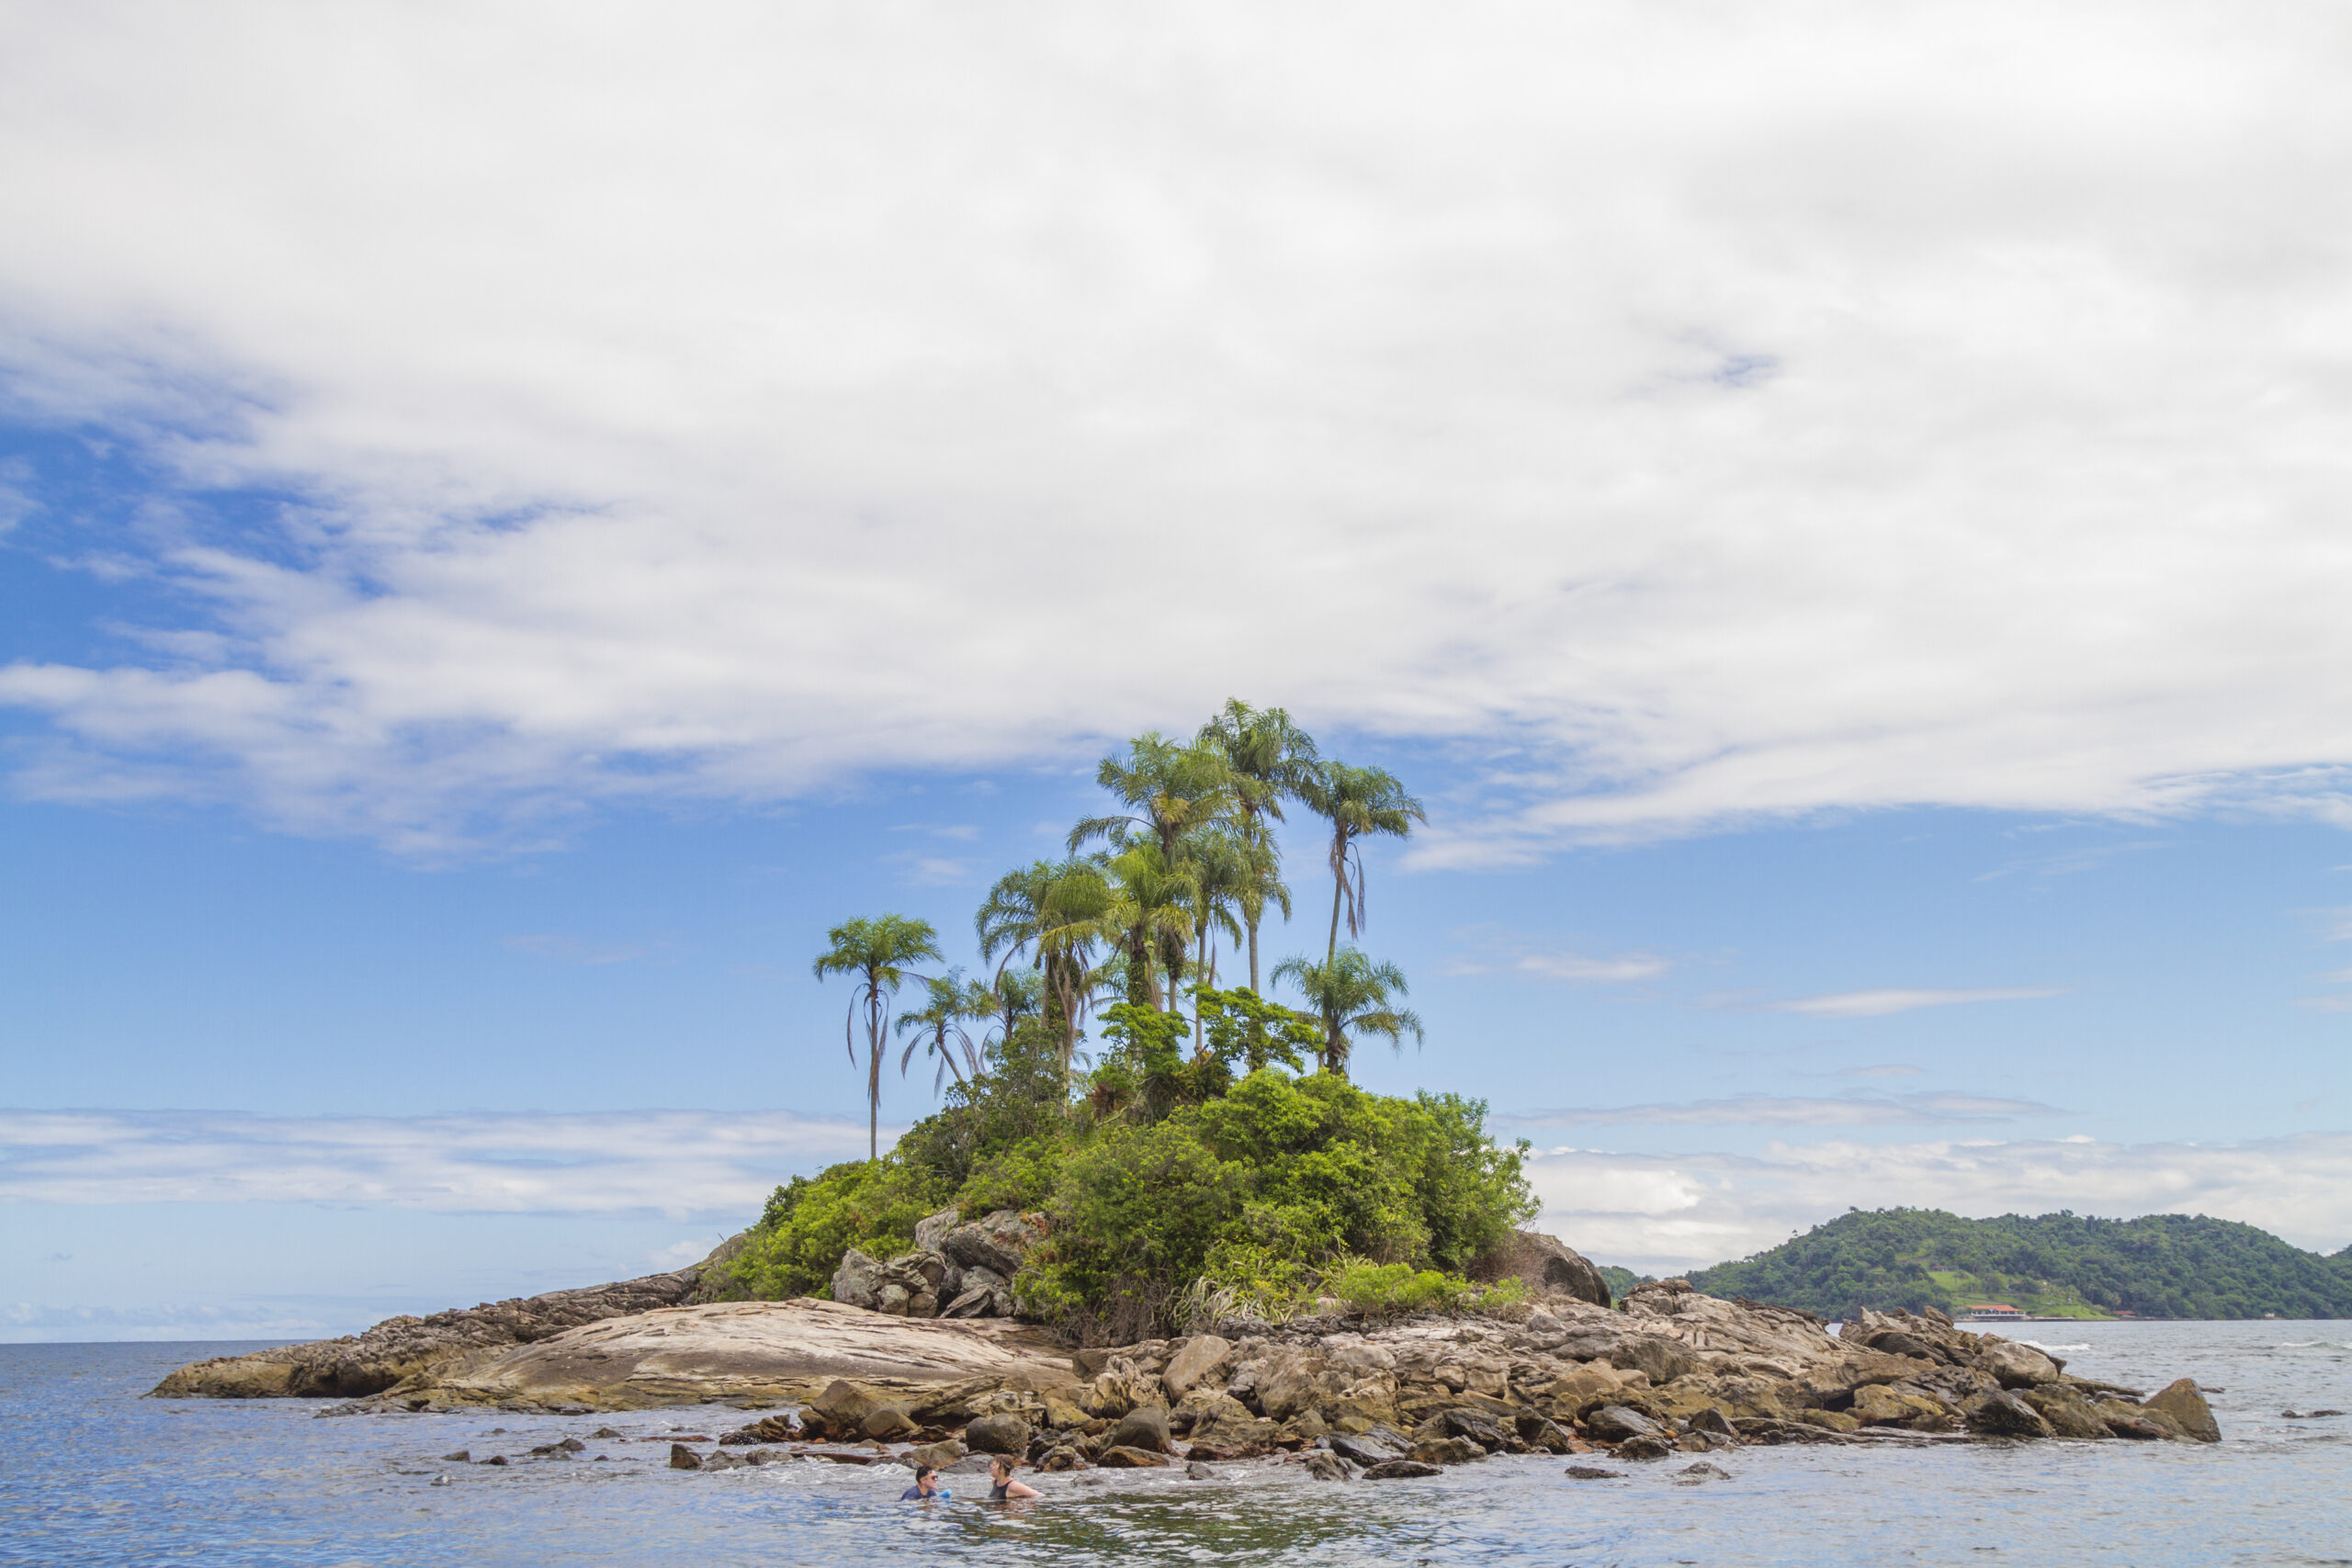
[1960,1303,2026,1321]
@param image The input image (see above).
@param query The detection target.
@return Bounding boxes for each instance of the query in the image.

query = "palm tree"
[1100,839,1197,1011]
[811,914,944,1159]
[978,856,1114,1088]
[983,964,1046,1047]
[1069,732,1235,863]
[1272,947,1425,1077]
[1179,828,1250,1056]
[1198,700,1318,992]
[896,968,990,1093]
[1297,761,1426,968]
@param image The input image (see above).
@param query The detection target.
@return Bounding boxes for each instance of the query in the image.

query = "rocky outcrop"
[152,1253,2220,1469]
[148,1244,743,1399]
[1469,1229,1613,1308]
[820,1208,1038,1323]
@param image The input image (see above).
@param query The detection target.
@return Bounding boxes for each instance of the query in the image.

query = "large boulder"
[831,1250,887,1311]
[963,1413,1032,1456]
[2144,1379,2221,1443]
[1851,1383,1955,1432]
[942,1265,1014,1320]
[1161,1335,1234,1400]
[914,1207,960,1255]
[1965,1390,2056,1439]
[1584,1404,1666,1443]
[2022,1386,2112,1440]
[1467,1229,1611,1308]
[1976,1339,2062,1389]
[805,1378,883,1438]
[1109,1404,1171,1453]
[940,1211,1044,1278]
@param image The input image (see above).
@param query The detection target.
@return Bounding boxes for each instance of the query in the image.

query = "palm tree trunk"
[1327,831,1347,967]
[1247,912,1261,995]
[866,989,882,1161]
[1194,926,1209,1056]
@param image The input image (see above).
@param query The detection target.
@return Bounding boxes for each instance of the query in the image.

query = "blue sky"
[5,2,2352,1339]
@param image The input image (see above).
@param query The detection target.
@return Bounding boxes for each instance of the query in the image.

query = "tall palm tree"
[1297,761,1426,967]
[896,968,990,1093]
[1069,732,1235,863]
[811,914,943,1159]
[1271,947,1425,1077]
[1198,700,1318,992]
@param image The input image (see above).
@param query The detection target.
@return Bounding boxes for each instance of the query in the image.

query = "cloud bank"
[0,6,2350,852]
[1500,1091,2061,1127]
[1768,987,2069,1019]
[1532,1131,2352,1275]
[0,1109,874,1217]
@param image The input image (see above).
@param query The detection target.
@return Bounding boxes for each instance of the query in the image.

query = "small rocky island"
[153,1214,2220,1477]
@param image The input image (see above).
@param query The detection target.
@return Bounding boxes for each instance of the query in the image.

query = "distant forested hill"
[1683,1209,2352,1321]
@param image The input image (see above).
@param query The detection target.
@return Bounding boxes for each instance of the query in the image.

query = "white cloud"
[0,1109,879,1216]
[1530,1130,2352,1275]
[3,7,2352,852]
[1769,986,2067,1018]
[1515,952,1673,984]
[1500,1091,2059,1127]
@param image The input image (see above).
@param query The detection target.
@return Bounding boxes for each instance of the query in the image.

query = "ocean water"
[2,1321,2346,1567]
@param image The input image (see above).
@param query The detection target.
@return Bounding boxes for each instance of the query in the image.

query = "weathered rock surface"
[191,1297,1077,1413]
[149,1247,741,1399]
[1468,1228,1612,1308]
[940,1210,1044,1279]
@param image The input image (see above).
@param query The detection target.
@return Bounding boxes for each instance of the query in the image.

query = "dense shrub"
[728,1156,947,1300]
[1323,1259,1528,1317]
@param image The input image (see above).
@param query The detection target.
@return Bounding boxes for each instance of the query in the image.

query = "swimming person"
[899,1464,952,1502]
[986,1456,1039,1502]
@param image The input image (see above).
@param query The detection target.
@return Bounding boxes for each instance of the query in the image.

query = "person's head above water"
[905,1463,944,1499]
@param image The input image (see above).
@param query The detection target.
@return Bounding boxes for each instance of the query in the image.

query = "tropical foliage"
[730,702,1543,1332]
[1688,1207,2352,1321]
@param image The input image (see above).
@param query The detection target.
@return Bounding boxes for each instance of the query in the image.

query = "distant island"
[1676,1207,2352,1321]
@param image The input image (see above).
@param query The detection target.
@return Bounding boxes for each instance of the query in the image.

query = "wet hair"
[989,1455,1016,1473]
[912,1464,938,1482]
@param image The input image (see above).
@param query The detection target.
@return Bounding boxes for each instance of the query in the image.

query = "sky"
[3,1,2350,1340]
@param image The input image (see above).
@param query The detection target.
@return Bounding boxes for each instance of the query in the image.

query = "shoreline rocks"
[151,1248,2222,1467]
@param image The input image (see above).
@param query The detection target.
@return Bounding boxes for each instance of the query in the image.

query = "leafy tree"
[1195,984,1318,1076]
[812,913,944,1160]
[1272,945,1425,1077]
[1296,761,1425,966]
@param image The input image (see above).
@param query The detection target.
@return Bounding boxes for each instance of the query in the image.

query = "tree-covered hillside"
[1687,1208,2352,1321]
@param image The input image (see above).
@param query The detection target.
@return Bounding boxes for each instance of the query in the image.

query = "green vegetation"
[1597,1264,1649,1303]
[1689,1207,2352,1321]
[731,703,1539,1336]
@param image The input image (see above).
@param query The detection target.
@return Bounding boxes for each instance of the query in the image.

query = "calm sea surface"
[3,1321,2347,1567]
